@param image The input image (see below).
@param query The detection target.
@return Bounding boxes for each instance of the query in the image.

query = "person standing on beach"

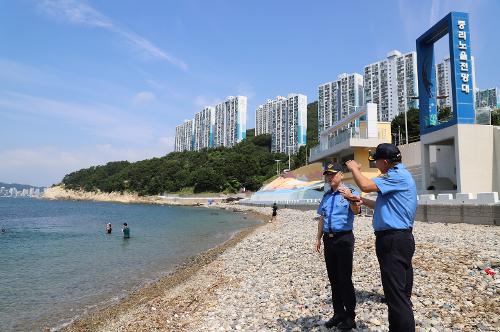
[271,202,278,222]
[345,143,417,332]
[315,163,361,330]
[122,223,130,239]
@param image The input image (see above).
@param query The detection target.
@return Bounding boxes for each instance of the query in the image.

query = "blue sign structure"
[416,12,475,135]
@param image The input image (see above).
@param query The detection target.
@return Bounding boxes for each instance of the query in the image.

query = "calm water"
[0,198,259,331]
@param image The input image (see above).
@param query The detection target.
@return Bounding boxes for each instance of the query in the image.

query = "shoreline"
[57,205,269,332]
[57,205,499,331]
[42,186,246,207]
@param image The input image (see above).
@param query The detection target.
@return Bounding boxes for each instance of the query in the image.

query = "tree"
[61,135,283,195]
[307,101,318,146]
[491,108,500,126]
[390,108,420,144]
[246,128,255,139]
[251,134,272,149]
[438,106,452,122]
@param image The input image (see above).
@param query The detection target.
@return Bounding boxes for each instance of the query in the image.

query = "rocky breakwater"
[43,185,163,204]
[69,205,499,332]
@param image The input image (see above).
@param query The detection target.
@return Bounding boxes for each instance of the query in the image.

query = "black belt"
[374,228,412,237]
[323,230,352,238]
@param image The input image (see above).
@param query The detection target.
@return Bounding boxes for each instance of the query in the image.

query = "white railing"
[310,127,368,158]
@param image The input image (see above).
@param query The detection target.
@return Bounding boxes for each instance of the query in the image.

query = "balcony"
[309,103,392,163]
[309,125,391,162]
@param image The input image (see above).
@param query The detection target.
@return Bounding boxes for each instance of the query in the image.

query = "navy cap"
[323,163,343,175]
[368,143,402,162]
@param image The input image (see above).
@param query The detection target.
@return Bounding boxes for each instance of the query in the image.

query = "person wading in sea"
[122,223,130,239]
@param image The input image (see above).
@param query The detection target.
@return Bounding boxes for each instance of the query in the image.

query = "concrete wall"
[494,127,500,193]
[421,124,495,194]
[456,125,494,193]
[434,145,455,181]
[415,204,500,226]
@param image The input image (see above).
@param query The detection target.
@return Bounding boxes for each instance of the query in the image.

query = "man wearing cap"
[315,163,361,330]
[345,143,417,332]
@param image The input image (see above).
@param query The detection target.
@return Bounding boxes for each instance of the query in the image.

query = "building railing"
[310,126,390,160]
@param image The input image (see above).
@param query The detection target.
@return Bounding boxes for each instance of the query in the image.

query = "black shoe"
[324,314,345,329]
[337,317,357,330]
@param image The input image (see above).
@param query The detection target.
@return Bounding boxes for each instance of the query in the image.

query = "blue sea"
[0,198,259,331]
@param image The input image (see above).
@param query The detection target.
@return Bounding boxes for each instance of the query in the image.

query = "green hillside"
[62,134,287,195]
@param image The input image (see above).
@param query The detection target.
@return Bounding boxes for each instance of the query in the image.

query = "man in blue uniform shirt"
[345,143,417,332]
[315,163,361,330]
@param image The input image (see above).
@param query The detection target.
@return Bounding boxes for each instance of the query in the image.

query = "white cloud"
[0,91,154,142]
[38,0,188,70]
[0,141,175,187]
[133,91,156,105]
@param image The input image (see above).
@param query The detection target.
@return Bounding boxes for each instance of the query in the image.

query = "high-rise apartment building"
[213,96,247,148]
[193,106,215,151]
[256,97,283,136]
[476,87,500,109]
[285,94,307,154]
[174,120,193,152]
[436,56,477,112]
[318,73,363,138]
[364,50,418,122]
[256,94,307,154]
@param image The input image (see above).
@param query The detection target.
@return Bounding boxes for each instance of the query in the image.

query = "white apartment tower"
[436,56,477,112]
[213,96,247,148]
[255,98,280,136]
[256,94,307,154]
[364,50,418,122]
[318,73,363,138]
[193,106,215,151]
[286,93,307,154]
[174,120,194,152]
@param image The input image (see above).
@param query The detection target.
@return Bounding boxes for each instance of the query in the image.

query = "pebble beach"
[63,204,500,332]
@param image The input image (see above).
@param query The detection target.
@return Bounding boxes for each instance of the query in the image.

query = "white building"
[436,56,477,112]
[476,87,500,109]
[318,73,363,139]
[174,120,194,152]
[364,50,418,122]
[286,94,308,154]
[213,96,247,148]
[256,94,307,154]
[193,106,215,151]
[256,97,284,136]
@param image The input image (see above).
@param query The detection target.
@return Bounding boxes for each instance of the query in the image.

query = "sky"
[0,0,499,187]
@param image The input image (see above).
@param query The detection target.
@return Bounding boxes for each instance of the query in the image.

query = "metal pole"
[288,147,291,171]
[404,108,409,145]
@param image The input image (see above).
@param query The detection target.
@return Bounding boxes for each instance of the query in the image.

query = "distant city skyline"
[0,1,499,186]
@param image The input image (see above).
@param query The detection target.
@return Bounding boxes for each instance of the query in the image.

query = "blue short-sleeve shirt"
[372,163,417,231]
[317,187,359,232]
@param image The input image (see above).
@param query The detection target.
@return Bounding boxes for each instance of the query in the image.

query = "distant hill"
[61,134,288,195]
[0,182,45,190]
[307,101,318,146]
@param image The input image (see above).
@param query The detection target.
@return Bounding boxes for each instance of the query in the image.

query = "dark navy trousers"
[323,231,356,319]
[375,230,415,332]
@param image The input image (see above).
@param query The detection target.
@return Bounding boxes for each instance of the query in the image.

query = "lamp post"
[285,146,294,171]
[274,160,282,176]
